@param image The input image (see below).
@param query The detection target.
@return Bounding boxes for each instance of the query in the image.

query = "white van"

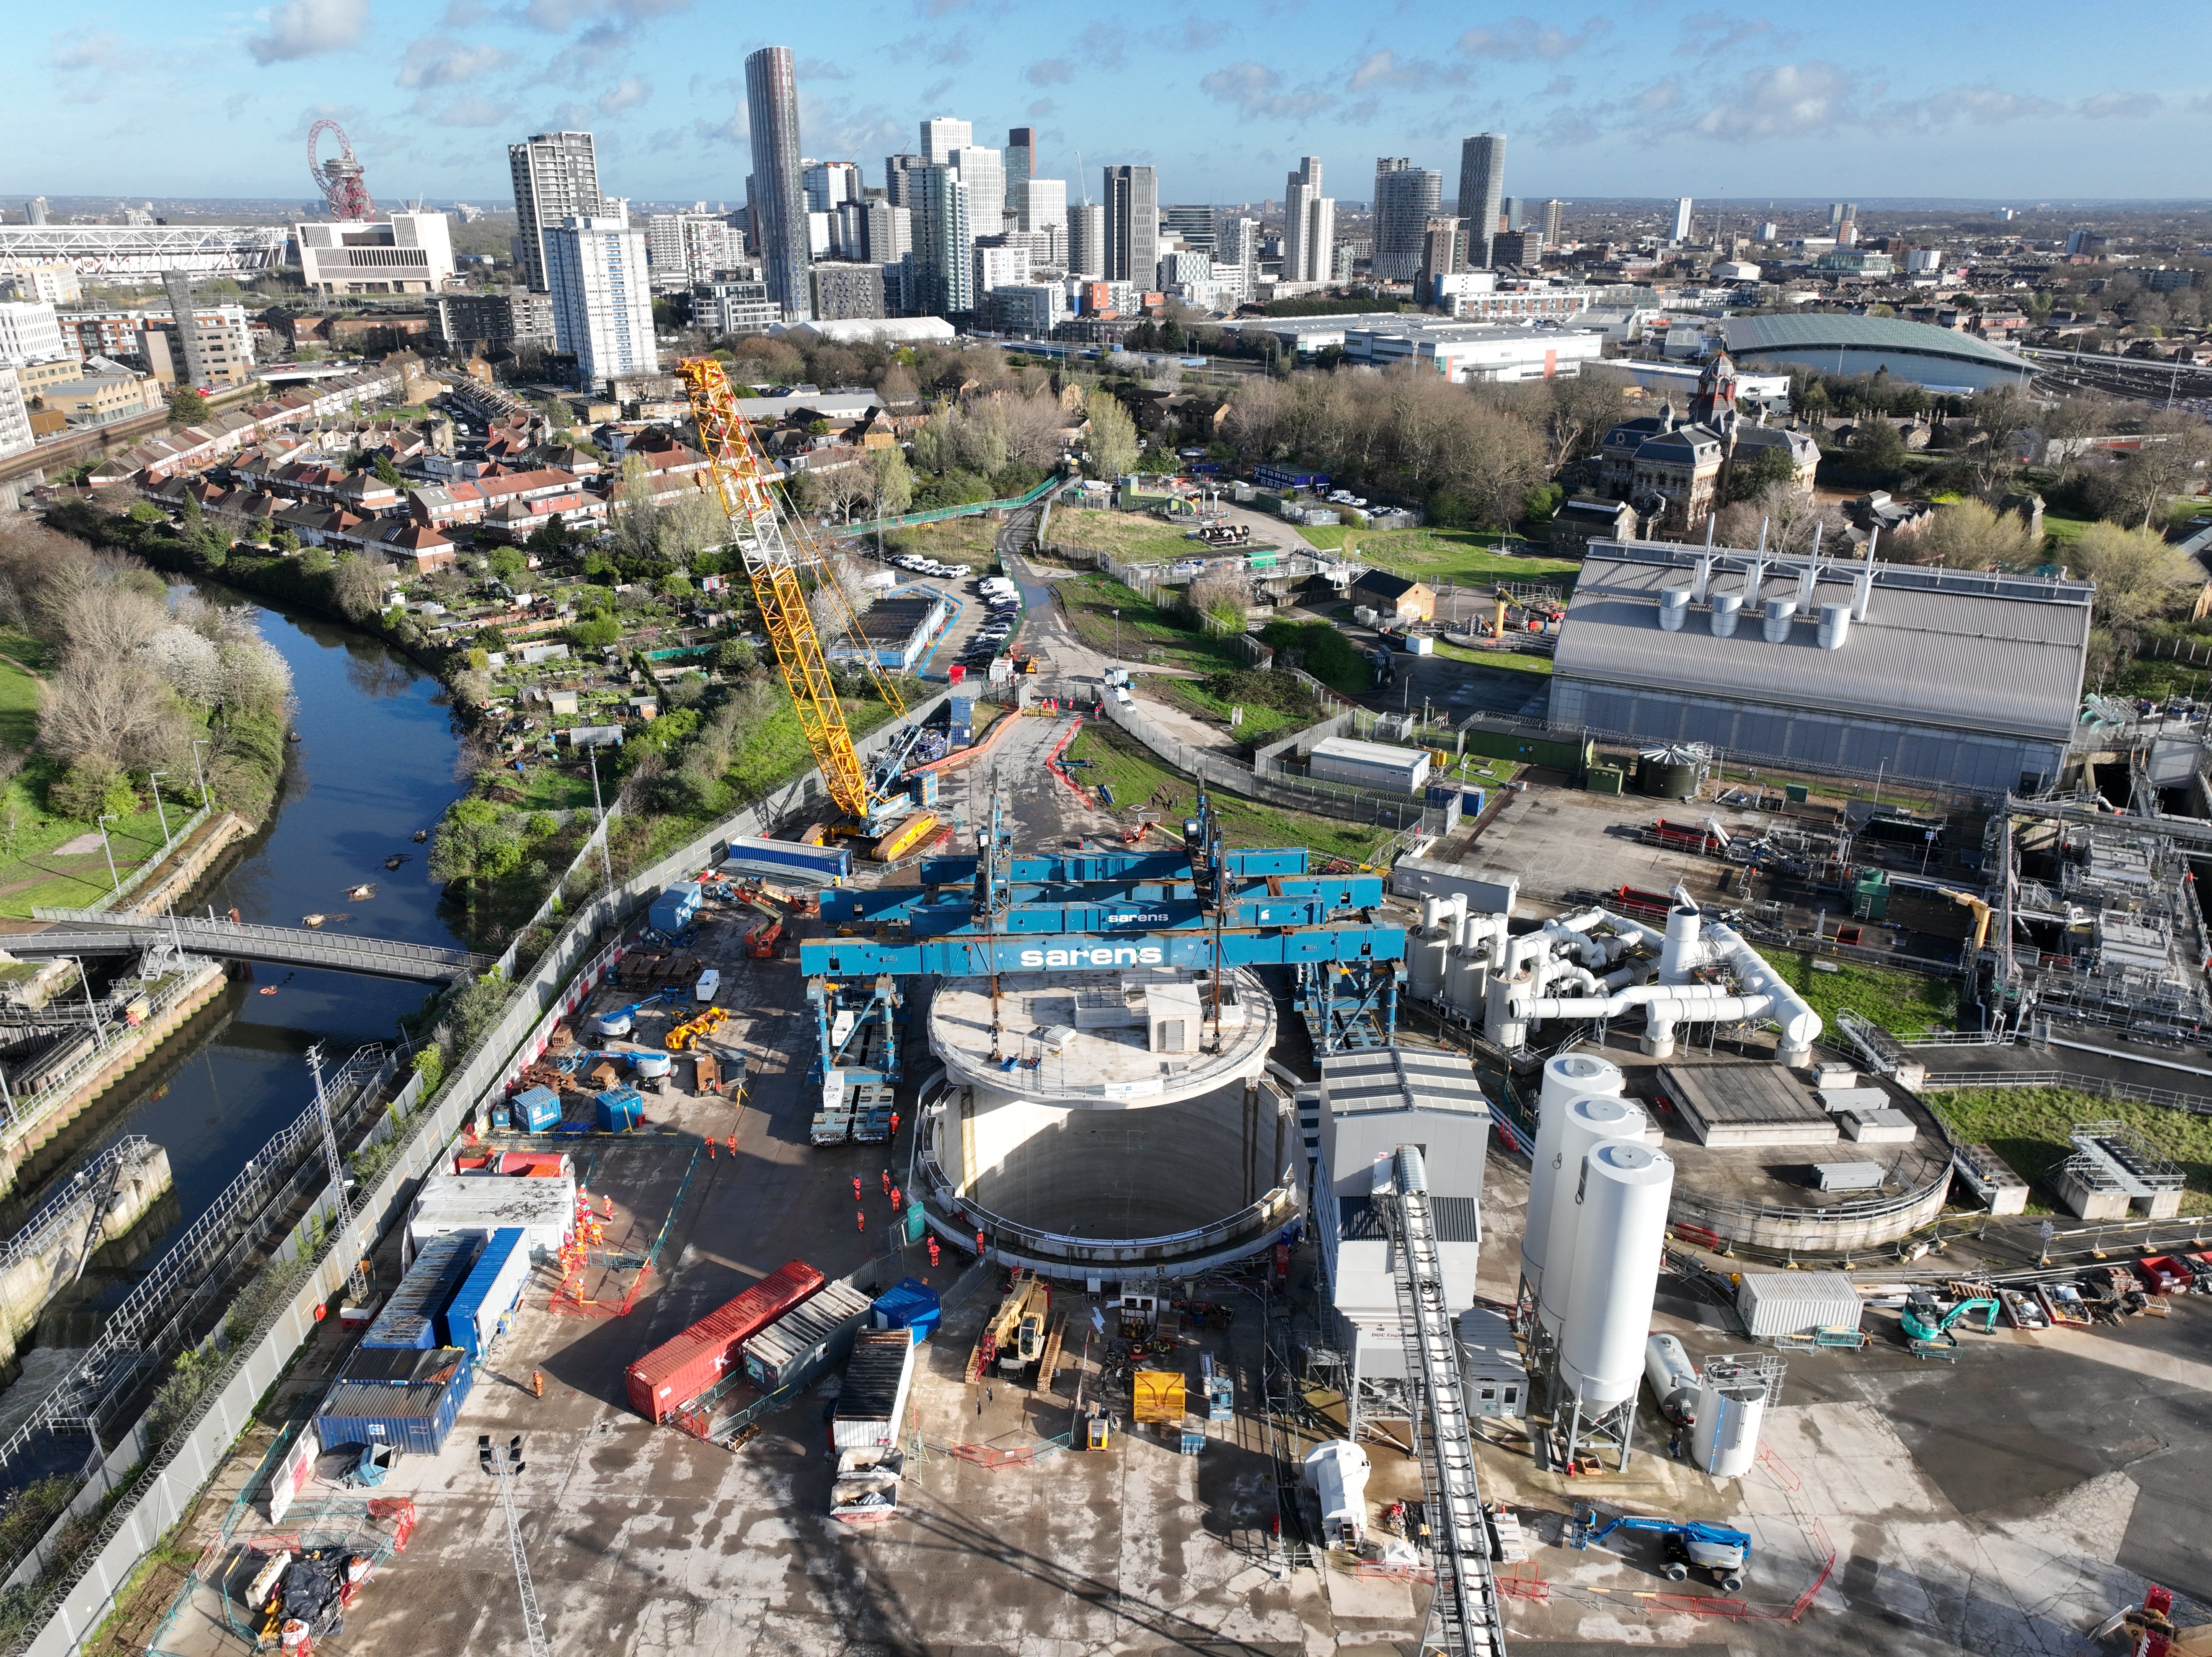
[693,968,722,1004]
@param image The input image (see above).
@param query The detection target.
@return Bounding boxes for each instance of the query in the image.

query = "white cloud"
[1199,60,1333,120]
[1672,11,1790,59]
[396,36,511,87]
[597,75,648,114]
[1025,57,1072,86]
[1457,15,1611,62]
[438,92,512,126]
[2078,90,2161,120]
[51,27,123,72]
[248,0,369,64]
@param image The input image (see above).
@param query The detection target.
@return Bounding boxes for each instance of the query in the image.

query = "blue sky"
[11,0,2211,207]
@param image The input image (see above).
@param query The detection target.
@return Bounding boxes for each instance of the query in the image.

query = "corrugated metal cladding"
[1335,1193,1481,1243]
[1548,544,2090,793]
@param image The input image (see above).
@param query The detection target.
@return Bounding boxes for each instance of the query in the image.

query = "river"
[26,591,470,1277]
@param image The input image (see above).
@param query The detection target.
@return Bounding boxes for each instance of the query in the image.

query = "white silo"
[1644,1333,1700,1424]
[1407,906,1450,1002]
[1535,1095,1649,1336]
[1558,1141,1676,1412]
[1691,1364,1770,1479]
[1517,1053,1627,1305]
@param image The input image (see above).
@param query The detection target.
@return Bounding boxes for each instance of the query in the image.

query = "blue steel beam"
[820,875,1385,929]
[915,847,1309,886]
[799,925,1406,976]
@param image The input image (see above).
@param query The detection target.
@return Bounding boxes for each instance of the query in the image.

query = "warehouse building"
[1546,539,2092,794]
[1719,313,2035,393]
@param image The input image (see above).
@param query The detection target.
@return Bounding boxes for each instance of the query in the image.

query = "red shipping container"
[625,1261,824,1421]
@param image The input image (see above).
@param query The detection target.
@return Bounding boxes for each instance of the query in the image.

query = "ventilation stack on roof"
[1818,602,1851,650]
[1710,591,1742,636]
[1762,596,1796,643]
[1657,587,1690,632]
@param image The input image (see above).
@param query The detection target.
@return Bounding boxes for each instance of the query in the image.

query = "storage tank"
[1558,1142,1676,1411]
[1302,1441,1372,1550]
[1645,1333,1700,1424]
[1691,1363,1769,1478]
[1657,587,1690,632]
[1761,596,1796,644]
[1535,1096,1651,1337]
[1709,591,1743,637]
[1638,748,1698,800]
[1519,1055,1627,1303]
[1407,926,1449,1002]
[1445,939,1486,1015]
[1817,601,1852,651]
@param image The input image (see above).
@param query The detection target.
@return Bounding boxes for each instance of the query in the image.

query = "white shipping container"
[1308,736,1431,795]
[1734,1270,1862,1339]
[409,1174,576,1262]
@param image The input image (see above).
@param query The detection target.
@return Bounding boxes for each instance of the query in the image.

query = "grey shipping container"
[1735,1270,1863,1339]
[833,1330,919,1450]
[741,1279,874,1392]
[360,1233,483,1351]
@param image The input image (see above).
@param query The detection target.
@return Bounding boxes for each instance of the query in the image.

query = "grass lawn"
[1057,574,1250,675]
[0,804,191,919]
[1924,1087,2212,1217]
[1341,528,1581,590]
[1754,949,1960,1038]
[882,518,1000,568]
[724,697,901,803]
[1064,723,1399,865]
[1050,508,1197,562]
[0,648,39,755]
[2042,514,2093,549]
[1432,639,1554,676]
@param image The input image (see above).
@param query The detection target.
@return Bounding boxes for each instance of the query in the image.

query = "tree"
[372,455,405,488]
[1845,417,1909,483]
[328,552,387,622]
[1726,443,1800,504]
[165,386,207,424]
[566,615,621,649]
[1910,498,2040,571]
[486,545,527,581]
[873,448,913,518]
[1085,390,1140,480]
[1186,568,1251,631]
[2094,414,2212,528]
[2070,521,2199,629]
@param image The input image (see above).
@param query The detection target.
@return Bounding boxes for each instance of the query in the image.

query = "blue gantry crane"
[795,790,1404,1131]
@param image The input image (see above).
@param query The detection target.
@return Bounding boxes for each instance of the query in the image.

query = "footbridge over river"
[13,909,494,983]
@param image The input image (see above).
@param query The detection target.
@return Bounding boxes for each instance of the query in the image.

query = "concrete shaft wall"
[0,1140,173,1374]
[955,1078,1286,1239]
[1670,1173,1950,1256]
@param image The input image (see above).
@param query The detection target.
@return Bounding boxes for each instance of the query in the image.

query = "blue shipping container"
[362,1234,483,1350]
[317,1357,475,1457]
[511,1085,562,1133]
[1461,787,1486,816]
[648,883,704,934]
[869,1277,941,1345]
[444,1228,529,1358]
[596,1087,644,1132]
[1254,464,1330,493]
[720,834,851,882]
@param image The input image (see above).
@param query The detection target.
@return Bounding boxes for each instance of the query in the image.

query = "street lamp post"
[148,772,172,855]
[190,740,212,810]
[71,957,109,1050]
[95,814,121,896]
[586,744,612,889]
[1112,608,1121,666]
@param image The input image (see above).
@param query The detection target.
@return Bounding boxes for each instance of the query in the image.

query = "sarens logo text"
[1018,945,1167,968]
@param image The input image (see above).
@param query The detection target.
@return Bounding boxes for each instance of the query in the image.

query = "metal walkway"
[16,910,493,983]
[1387,1145,1510,1657]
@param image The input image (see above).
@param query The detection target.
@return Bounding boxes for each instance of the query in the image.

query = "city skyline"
[7,2,2212,204]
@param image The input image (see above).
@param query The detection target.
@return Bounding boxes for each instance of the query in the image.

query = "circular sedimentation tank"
[915,966,1295,1274]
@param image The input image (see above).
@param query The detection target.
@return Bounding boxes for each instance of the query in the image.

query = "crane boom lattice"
[677,356,900,819]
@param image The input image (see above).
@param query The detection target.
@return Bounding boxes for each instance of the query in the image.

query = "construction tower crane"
[1382,1145,1512,1657]
[677,356,905,822]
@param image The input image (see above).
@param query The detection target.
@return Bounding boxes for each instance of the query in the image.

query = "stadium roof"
[1721,313,2031,372]
[1553,540,2091,742]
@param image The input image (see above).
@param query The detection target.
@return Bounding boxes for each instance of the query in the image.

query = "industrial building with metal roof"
[1546,539,2093,793]
[1719,313,2036,392]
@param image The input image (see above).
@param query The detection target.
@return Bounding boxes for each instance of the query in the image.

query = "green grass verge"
[1431,640,1554,676]
[1151,678,1315,743]
[2042,514,2093,548]
[1924,1087,2212,1217]
[0,648,39,755]
[0,805,190,919]
[1065,723,1398,864]
[1057,574,1250,675]
[1754,949,1960,1038]
[1342,528,1580,589]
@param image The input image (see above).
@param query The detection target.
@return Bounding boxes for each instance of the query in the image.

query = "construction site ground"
[137,556,2212,1657]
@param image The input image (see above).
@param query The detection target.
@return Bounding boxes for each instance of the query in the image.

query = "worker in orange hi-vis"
[890,1185,902,1211]
[707,1139,716,1160]
[725,1134,736,1156]
[880,1169,891,1195]
[857,1208,867,1233]
[532,1371,544,1399]
[602,1195,614,1219]
[927,1235,941,1269]
[852,1176,863,1202]
[890,1111,901,1137]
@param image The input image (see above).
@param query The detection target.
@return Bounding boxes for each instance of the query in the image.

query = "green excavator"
[1901,1291,1998,1362]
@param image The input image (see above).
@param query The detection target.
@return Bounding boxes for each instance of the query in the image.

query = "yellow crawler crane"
[676,356,904,819]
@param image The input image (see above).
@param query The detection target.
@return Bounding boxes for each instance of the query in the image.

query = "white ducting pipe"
[1423,896,1444,930]
[1660,904,1704,982]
